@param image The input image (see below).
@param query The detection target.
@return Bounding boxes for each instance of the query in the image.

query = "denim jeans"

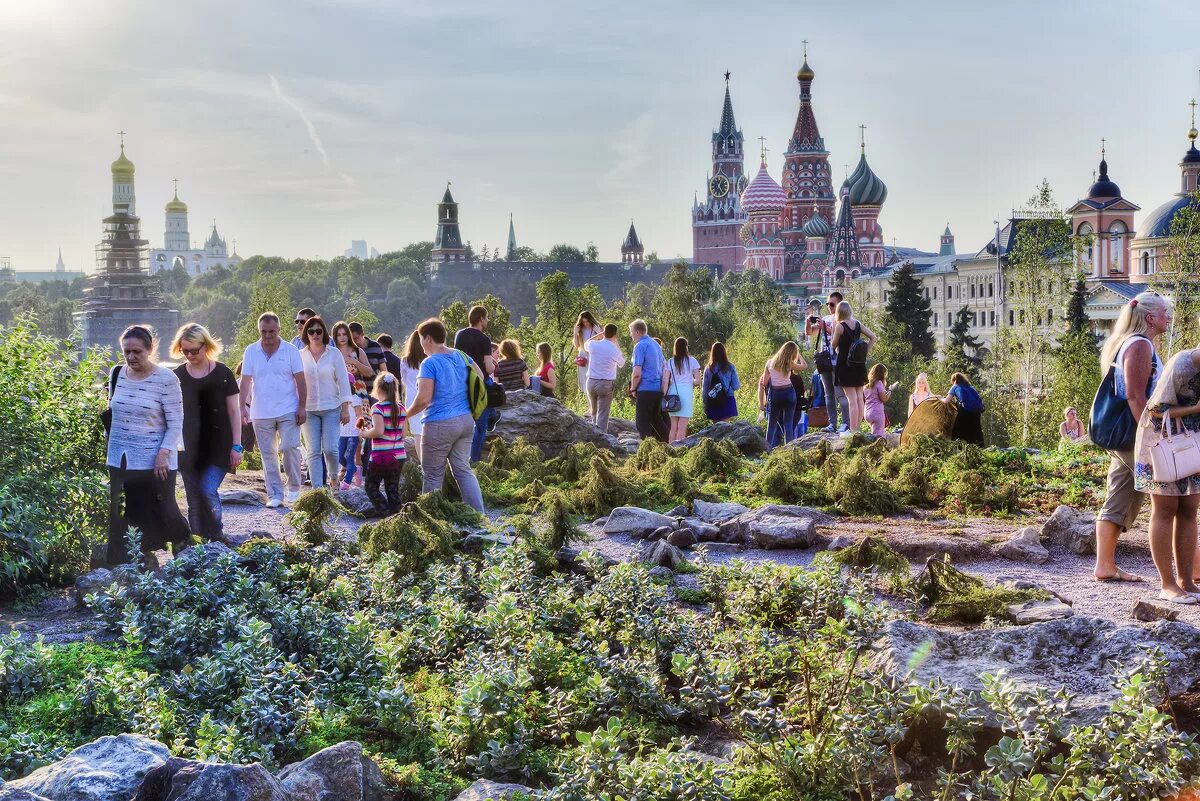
[339,435,360,484]
[818,370,849,430]
[252,414,302,502]
[302,407,341,487]
[766,386,797,449]
[422,413,485,513]
[180,462,227,540]
[470,407,493,463]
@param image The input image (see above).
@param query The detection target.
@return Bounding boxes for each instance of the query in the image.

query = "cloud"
[269,74,330,168]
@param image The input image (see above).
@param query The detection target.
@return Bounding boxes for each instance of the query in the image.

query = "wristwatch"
[232,444,244,453]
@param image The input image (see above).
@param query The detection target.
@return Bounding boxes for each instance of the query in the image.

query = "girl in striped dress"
[358,372,407,516]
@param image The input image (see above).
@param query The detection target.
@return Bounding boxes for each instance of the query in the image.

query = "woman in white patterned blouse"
[104,325,191,566]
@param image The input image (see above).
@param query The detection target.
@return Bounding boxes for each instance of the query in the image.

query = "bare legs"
[1094,520,1144,581]
[845,386,866,432]
[1148,494,1200,601]
[668,416,689,444]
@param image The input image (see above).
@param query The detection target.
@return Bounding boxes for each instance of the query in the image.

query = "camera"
[807,315,821,325]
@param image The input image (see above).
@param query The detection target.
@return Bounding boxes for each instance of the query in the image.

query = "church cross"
[1190,99,1197,127]
[117,130,126,148]
[757,136,769,161]
[172,177,179,194]
[1101,137,1106,159]
[801,39,808,59]
[858,124,867,151]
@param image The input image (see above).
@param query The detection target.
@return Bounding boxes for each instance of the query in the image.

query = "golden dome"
[165,191,187,213]
[796,59,815,81]
[111,145,134,178]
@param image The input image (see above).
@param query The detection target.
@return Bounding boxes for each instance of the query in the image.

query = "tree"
[712,269,794,343]
[234,277,292,358]
[1063,275,1091,339]
[584,243,600,263]
[512,245,545,262]
[649,262,722,350]
[882,261,935,359]
[547,244,587,262]
[440,294,512,342]
[944,306,983,376]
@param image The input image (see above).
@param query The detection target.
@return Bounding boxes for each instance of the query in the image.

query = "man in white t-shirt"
[584,323,626,434]
[804,292,849,432]
[240,312,308,507]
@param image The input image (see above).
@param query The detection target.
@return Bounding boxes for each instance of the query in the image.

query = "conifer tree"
[1063,276,1093,342]
[944,306,983,376]
[882,261,936,359]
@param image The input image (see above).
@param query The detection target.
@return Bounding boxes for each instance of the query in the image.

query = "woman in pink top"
[864,364,897,436]
[757,341,807,449]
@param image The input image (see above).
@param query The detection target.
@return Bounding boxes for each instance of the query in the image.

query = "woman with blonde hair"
[758,341,808,449]
[830,300,878,436]
[908,372,934,416]
[1093,290,1172,583]
[171,322,242,542]
[494,338,530,392]
[573,311,601,413]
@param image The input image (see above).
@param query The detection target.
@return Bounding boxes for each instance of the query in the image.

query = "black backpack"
[845,324,869,368]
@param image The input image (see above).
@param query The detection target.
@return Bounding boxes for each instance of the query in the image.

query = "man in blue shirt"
[627,319,668,442]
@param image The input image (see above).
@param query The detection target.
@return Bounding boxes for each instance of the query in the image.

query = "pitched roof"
[717,83,738,139]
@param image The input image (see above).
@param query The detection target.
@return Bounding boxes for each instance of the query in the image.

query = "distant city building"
[0,249,86,284]
[148,181,242,276]
[77,136,178,353]
[692,50,891,301]
[425,185,706,319]
[344,240,380,260]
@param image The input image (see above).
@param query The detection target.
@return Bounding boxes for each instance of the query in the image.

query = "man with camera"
[804,292,850,433]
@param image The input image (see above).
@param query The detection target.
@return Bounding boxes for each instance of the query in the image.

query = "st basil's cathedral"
[692,50,890,297]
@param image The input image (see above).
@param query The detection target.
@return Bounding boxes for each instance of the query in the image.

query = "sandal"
[1095,568,1146,583]
[1157,592,1198,605]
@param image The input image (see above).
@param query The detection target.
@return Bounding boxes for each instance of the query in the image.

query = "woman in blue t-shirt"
[945,372,985,446]
[405,318,485,513]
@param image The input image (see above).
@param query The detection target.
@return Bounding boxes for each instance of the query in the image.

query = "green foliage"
[0,319,108,596]
[358,501,458,572]
[284,488,343,545]
[883,261,936,360]
[916,555,1050,623]
[943,306,983,376]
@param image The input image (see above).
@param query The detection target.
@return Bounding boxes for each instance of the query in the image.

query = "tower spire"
[859,124,866,153]
[717,73,738,139]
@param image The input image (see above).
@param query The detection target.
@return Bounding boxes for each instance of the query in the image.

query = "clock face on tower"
[709,174,730,198]
[736,175,747,194]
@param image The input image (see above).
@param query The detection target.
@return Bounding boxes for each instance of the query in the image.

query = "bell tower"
[431,183,467,264]
[692,72,747,274]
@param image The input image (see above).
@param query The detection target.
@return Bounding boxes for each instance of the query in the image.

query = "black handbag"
[814,325,834,373]
[486,381,507,408]
[661,369,682,413]
[100,365,121,434]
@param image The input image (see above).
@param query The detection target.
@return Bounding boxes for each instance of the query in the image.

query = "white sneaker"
[266,498,282,508]
[285,490,301,505]
[839,429,854,439]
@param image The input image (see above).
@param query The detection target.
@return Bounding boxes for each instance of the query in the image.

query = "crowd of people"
[103,294,994,567]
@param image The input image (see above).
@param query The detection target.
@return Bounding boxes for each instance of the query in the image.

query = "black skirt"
[951,410,985,445]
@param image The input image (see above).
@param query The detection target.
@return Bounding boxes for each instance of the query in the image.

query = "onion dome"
[1141,195,1196,239]
[1087,157,1121,199]
[741,161,786,214]
[801,210,830,238]
[111,145,134,177]
[1184,144,1200,165]
[796,59,815,82]
[165,191,187,213]
[847,152,887,206]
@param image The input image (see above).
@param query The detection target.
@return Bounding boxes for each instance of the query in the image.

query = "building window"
[933,313,939,328]
[1142,252,1150,275]
[988,282,994,297]
[1009,310,1015,326]
[933,287,938,300]
[970,284,976,298]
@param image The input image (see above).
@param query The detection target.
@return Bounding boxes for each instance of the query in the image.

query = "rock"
[667,528,698,549]
[74,568,116,607]
[1132,598,1182,622]
[996,526,1050,564]
[462,533,514,554]
[1041,504,1095,555]
[173,541,236,573]
[591,517,607,527]
[603,507,677,536]
[221,532,257,549]
[337,487,378,517]
[665,504,689,518]
[0,789,52,801]
[492,391,621,457]
[872,616,1200,728]
[160,763,287,801]
[6,734,170,801]
[995,576,1072,605]
[719,505,824,550]
[554,546,617,575]
[147,549,173,571]
[691,500,749,524]
[683,520,721,541]
[218,488,267,506]
[824,535,856,551]
[648,566,674,581]
[648,526,673,542]
[677,421,767,456]
[695,542,741,556]
[638,539,687,570]
[278,741,388,801]
[452,780,533,801]
[1006,599,1074,624]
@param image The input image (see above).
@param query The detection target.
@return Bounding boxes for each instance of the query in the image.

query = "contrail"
[269,74,330,168]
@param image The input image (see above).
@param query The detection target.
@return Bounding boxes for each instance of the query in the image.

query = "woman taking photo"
[332,321,374,382]
[758,341,808,449]
[830,300,877,436]
[399,329,427,459]
[1134,340,1200,604]
[908,372,934,416]
[405,318,485,513]
[573,312,601,415]
[105,325,190,565]
[171,323,241,543]
[662,337,702,444]
[300,316,353,488]
[702,341,741,423]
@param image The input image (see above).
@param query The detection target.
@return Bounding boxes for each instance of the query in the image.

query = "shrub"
[828,452,901,516]
[916,555,1049,623]
[285,488,343,545]
[681,438,743,482]
[753,447,829,506]
[358,503,457,573]
[573,458,637,516]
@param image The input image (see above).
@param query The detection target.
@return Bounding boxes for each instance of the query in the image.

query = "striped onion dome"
[740,161,786,214]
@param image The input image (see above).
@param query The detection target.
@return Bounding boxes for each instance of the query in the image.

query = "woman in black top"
[830,301,878,436]
[171,323,242,542]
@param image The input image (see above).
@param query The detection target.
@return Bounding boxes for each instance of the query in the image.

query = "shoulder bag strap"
[108,365,122,399]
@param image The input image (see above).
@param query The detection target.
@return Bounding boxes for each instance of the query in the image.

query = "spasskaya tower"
[692,72,747,274]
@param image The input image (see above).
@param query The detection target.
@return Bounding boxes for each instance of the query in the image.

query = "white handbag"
[1149,408,1200,483]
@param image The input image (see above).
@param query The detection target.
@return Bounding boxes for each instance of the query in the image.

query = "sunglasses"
[307,328,324,336]
[294,319,307,326]
[180,346,202,357]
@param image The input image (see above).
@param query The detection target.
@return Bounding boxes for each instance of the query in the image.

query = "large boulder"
[337,487,378,518]
[278,741,388,801]
[74,568,120,607]
[153,763,287,801]
[603,507,678,536]
[871,616,1200,728]
[718,504,827,550]
[218,488,267,506]
[1041,504,1095,555]
[637,539,688,570]
[173,541,236,574]
[0,789,52,801]
[996,527,1050,564]
[6,734,170,801]
[452,780,533,801]
[691,500,749,524]
[492,390,621,457]
[678,421,767,456]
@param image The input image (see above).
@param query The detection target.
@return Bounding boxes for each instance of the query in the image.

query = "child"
[864,364,899,437]
[358,372,407,516]
[338,372,363,491]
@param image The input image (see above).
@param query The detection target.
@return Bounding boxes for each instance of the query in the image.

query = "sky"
[1,0,1198,273]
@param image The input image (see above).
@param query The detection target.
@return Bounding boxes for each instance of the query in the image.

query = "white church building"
[148,181,242,276]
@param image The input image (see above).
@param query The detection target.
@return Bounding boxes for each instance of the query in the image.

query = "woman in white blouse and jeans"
[299,316,353,488]
[105,325,191,566]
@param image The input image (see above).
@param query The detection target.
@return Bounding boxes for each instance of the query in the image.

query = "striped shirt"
[370,401,406,459]
[106,366,184,470]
